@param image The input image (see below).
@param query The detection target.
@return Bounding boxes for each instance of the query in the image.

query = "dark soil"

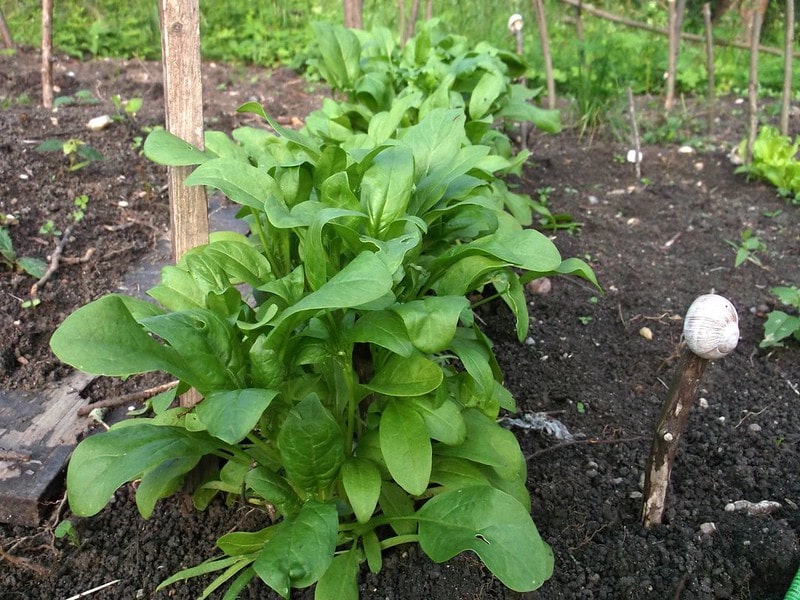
[1,48,799,599]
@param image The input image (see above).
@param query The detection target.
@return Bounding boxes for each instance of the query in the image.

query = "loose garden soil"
[1,48,799,599]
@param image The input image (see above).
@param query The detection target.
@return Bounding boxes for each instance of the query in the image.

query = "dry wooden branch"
[641,348,707,527]
[77,380,179,416]
[30,224,74,298]
[665,0,678,113]
[557,0,800,59]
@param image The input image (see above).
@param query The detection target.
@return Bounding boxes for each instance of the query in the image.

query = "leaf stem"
[380,533,419,550]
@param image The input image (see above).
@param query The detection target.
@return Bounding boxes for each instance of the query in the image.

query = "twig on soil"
[64,580,121,600]
[60,247,96,265]
[30,224,75,298]
[78,380,179,416]
[0,547,51,576]
[526,435,647,460]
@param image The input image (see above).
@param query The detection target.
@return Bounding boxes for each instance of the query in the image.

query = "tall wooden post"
[781,0,795,135]
[41,0,53,109]
[531,0,556,110]
[159,0,208,409]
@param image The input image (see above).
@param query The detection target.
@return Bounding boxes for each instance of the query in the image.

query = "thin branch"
[78,380,179,416]
[30,224,74,297]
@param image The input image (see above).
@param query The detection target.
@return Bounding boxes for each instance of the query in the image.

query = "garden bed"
[1,48,799,599]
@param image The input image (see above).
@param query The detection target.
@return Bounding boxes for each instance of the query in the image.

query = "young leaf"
[277,395,345,497]
[185,158,278,211]
[417,486,554,592]
[196,389,279,444]
[253,500,338,598]
[409,397,466,446]
[380,399,432,496]
[391,296,469,354]
[16,256,47,278]
[245,467,303,517]
[341,457,382,524]
[143,128,210,166]
[363,352,443,397]
[310,22,361,91]
[468,70,504,120]
[135,455,201,518]
[345,311,414,358]
[314,547,360,600]
[360,145,415,238]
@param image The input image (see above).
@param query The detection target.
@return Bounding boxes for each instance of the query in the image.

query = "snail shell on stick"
[682,294,739,360]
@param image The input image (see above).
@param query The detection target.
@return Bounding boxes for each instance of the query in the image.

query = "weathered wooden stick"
[702,3,715,133]
[40,0,53,109]
[77,380,179,416]
[508,14,528,150]
[0,8,15,49]
[531,0,556,110]
[626,86,642,181]
[642,294,739,527]
[780,0,795,136]
[745,9,764,165]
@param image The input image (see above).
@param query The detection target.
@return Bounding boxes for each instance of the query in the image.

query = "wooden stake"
[0,8,15,49]
[642,347,707,527]
[780,0,795,136]
[626,86,642,181]
[745,8,764,165]
[531,0,556,110]
[40,0,53,109]
[702,3,715,133]
[158,0,208,409]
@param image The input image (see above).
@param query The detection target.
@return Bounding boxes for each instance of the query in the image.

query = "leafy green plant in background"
[0,227,46,278]
[35,138,104,171]
[50,33,597,593]
[736,126,800,204]
[761,286,800,348]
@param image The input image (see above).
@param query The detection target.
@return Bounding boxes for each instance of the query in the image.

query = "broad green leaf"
[67,422,218,516]
[185,158,277,211]
[136,455,200,518]
[311,22,361,90]
[144,128,210,166]
[277,395,345,496]
[410,397,466,446]
[417,486,554,592]
[449,328,495,400]
[50,294,188,379]
[204,130,248,162]
[391,296,469,354]
[201,241,273,287]
[367,92,422,144]
[401,108,465,178]
[247,334,286,388]
[773,286,800,308]
[245,467,302,516]
[315,548,360,600]
[380,399,432,496]
[434,228,561,274]
[275,252,394,332]
[148,265,206,311]
[305,207,366,290]
[490,270,529,342]
[16,256,47,278]
[139,309,242,392]
[341,458,382,524]
[468,70,504,120]
[196,389,278,444]
[431,255,505,297]
[435,409,526,482]
[346,311,414,357]
[429,456,491,490]
[363,352,443,397]
[411,145,490,216]
[253,500,338,598]
[553,257,601,290]
[360,145,415,238]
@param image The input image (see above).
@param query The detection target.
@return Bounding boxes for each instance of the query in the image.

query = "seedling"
[642,294,739,527]
[38,220,62,237]
[72,194,89,223]
[0,227,46,278]
[36,138,104,171]
[53,89,99,108]
[54,519,80,545]
[111,94,143,120]
[760,286,800,348]
[725,228,766,267]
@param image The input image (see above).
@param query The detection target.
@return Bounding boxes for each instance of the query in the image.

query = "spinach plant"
[36,137,104,171]
[761,286,800,348]
[0,226,46,278]
[51,40,596,598]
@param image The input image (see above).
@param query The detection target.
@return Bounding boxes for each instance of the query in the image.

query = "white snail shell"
[682,294,739,360]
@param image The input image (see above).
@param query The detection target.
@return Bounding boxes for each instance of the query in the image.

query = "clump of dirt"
[1,47,799,599]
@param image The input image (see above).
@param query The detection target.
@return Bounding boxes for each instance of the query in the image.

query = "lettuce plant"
[50,99,594,599]
[737,126,800,203]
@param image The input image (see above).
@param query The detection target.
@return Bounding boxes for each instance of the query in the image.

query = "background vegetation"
[2,0,798,133]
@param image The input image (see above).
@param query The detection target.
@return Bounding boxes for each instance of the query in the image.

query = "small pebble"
[524,336,535,346]
[747,423,762,433]
[639,326,653,341]
[699,522,717,535]
[699,397,709,409]
[629,491,643,499]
